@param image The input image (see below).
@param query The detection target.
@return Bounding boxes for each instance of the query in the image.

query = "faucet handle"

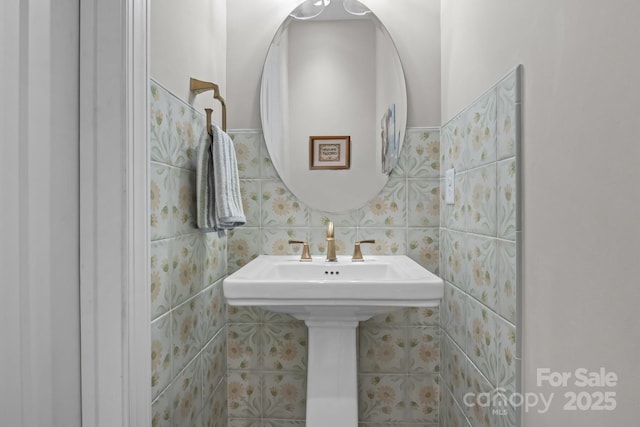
[288,240,312,262]
[351,240,375,262]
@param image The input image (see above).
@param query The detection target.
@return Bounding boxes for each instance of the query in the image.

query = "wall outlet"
[445,168,455,205]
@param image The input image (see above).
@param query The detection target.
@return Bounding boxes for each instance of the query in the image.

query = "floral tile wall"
[149,68,519,427]
[150,79,228,427]
[150,67,520,427]
[227,127,441,426]
[227,127,441,274]
[439,67,521,427]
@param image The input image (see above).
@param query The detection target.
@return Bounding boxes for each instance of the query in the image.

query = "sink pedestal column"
[305,320,359,427]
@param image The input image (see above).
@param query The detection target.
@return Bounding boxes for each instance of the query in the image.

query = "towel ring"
[190,77,227,134]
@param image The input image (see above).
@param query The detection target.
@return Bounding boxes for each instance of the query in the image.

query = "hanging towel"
[196,123,246,235]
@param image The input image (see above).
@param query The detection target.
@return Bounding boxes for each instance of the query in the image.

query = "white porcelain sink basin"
[223,254,443,427]
[223,254,443,321]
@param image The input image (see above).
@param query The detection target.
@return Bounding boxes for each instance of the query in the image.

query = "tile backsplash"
[227,128,441,273]
[149,80,228,427]
[439,67,521,427]
[226,127,441,426]
[148,67,520,427]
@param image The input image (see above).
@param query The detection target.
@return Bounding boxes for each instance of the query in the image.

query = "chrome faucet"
[326,221,337,262]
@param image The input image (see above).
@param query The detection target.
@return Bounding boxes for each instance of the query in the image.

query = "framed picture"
[309,136,351,170]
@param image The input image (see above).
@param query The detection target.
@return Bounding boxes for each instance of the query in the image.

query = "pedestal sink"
[223,255,443,427]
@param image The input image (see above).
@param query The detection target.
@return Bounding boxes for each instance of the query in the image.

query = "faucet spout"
[326,221,337,262]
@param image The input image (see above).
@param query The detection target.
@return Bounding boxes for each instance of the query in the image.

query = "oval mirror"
[260,0,407,213]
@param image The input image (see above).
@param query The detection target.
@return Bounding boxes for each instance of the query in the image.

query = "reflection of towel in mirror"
[196,123,246,236]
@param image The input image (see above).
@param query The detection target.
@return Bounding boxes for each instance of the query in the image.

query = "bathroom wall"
[149,1,229,426]
[149,80,228,427]
[439,68,520,427]
[150,0,227,119]
[441,2,640,425]
[226,127,441,425]
[152,1,440,426]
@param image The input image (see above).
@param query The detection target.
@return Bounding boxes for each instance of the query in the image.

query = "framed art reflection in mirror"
[309,136,350,170]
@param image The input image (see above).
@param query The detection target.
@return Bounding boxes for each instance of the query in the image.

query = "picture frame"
[309,136,351,170]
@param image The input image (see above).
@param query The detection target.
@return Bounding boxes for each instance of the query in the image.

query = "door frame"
[79,0,150,425]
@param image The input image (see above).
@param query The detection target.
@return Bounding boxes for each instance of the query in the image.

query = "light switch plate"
[445,168,455,205]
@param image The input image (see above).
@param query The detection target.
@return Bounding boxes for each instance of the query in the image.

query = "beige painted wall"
[227,0,441,129]
[442,1,640,425]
